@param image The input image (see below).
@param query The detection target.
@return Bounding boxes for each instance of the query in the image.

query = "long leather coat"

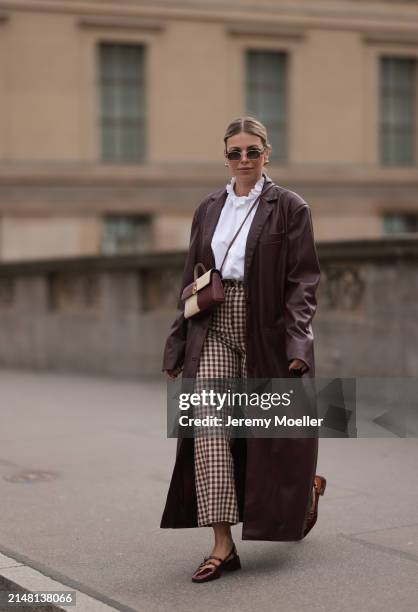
[160,173,321,541]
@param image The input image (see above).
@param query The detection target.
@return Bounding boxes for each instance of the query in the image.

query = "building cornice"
[0,162,417,189]
[0,162,418,220]
[78,14,165,31]
[226,23,306,41]
[0,1,418,35]
[363,30,418,45]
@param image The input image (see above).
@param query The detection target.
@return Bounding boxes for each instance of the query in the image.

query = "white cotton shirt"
[211,175,265,280]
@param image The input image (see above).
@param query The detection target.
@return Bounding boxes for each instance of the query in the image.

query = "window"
[245,50,287,163]
[379,57,417,165]
[383,213,418,233]
[102,215,152,254]
[98,43,146,162]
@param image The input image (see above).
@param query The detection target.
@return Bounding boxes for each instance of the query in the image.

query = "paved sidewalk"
[0,368,417,612]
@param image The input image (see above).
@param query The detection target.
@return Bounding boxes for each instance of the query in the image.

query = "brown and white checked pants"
[193,279,247,527]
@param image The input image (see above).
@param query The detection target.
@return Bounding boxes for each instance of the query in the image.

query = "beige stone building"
[0,0,417,261]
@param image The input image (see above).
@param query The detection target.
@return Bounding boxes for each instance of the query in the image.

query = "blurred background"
[0,0,417,378]
[1,7,417,612]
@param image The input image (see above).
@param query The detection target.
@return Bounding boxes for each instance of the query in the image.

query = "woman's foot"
[191,541,238,582]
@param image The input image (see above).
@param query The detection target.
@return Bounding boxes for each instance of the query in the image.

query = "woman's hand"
[288,358,309,375]
[165,366,183,379]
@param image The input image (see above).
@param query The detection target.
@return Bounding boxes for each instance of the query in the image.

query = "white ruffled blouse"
[211,175,265,280]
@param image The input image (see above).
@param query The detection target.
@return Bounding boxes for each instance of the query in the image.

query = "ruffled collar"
[226,175,265,205]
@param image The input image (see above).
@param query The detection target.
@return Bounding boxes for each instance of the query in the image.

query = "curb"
[0,574,66,611]
[0,551,123,611]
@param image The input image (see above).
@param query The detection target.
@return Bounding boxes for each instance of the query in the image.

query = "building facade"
[0,0,417,260]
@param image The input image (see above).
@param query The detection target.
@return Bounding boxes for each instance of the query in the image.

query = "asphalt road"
[0,369,417,612]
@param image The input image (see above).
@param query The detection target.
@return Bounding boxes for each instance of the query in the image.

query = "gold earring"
[225,162,229,167]
[265,159,270,165]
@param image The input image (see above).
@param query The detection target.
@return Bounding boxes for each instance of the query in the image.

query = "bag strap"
[219,181,275,274]
[194,262,207,281]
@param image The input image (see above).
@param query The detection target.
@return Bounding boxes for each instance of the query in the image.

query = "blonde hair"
[223,116,270,151]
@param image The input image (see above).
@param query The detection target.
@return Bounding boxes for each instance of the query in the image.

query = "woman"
[160,116,326,583]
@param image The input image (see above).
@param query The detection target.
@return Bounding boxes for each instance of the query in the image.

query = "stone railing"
[0,236,417,378]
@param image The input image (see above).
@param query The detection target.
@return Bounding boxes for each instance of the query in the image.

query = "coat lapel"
[201,187,228,269]
[244,175,276,286]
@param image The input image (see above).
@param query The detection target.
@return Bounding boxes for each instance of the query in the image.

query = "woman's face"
[224,132,270,184]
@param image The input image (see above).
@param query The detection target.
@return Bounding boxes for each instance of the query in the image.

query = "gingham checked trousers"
[193,279,247,527]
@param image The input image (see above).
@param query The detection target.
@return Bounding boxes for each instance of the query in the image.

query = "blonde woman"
[161,116,326,582]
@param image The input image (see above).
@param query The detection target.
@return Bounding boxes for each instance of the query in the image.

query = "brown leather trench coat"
[160,174,321,541]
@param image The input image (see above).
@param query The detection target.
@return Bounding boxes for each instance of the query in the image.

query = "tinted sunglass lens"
[227,151,241,161]
[247,150,262,160]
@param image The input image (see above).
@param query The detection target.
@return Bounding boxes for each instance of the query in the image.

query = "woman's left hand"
[288,358,309,375]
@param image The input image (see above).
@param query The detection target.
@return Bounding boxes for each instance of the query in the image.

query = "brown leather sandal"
[303,474,327,537]
[191,543,241,583]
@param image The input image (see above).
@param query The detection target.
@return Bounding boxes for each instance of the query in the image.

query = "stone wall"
[314,237,417,377]
[0,237,417,378]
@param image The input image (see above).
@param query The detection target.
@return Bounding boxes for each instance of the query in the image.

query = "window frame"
[97,41,147,164]
[378,55,417,166]
[226,33,304,167]
[244,49,289,164]
[382,212,418,234]
[78,27,157,164]
[101,213,154,254]
[363,40,418,166]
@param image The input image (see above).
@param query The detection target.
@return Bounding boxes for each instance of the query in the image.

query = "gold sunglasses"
[225,147,266,161]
